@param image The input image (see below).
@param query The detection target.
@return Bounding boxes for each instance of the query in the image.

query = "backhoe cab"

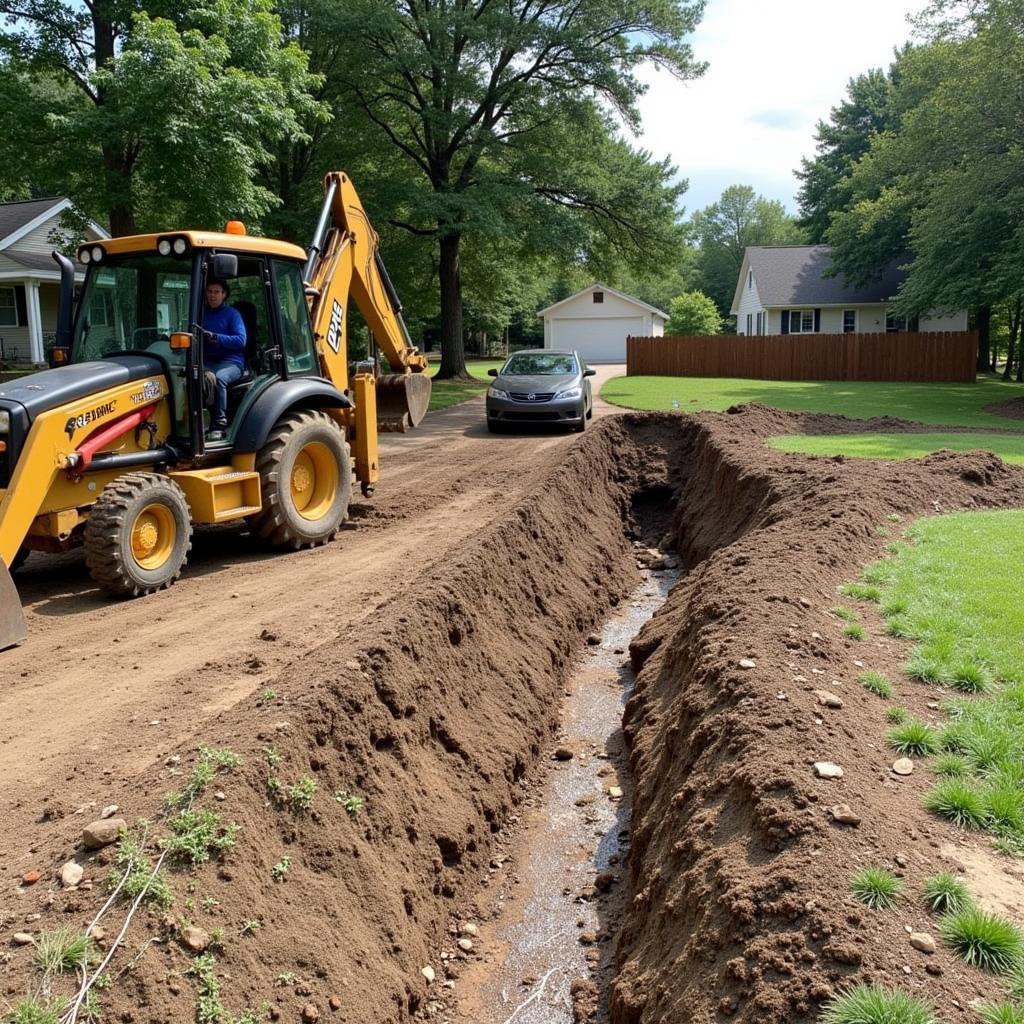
[0,172,431,650]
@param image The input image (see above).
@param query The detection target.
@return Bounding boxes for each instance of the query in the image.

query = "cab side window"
[273,260,316,374]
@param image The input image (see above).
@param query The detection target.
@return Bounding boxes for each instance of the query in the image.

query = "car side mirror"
[210,253,238,279]
[584,368,596,377]
[487,368,499,377]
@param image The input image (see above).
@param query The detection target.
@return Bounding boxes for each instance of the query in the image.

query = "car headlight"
[554,387,582,401]
[488,387,510,400]
[0,410,9,433]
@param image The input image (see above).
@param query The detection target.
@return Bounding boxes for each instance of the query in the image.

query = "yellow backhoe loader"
[0,172,431,649]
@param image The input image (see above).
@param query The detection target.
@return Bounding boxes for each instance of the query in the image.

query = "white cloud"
[634,0,927,213]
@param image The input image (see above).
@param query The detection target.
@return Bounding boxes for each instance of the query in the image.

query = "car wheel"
[573,405,587,433]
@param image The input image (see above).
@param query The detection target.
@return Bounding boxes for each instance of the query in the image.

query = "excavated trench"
[6,407,1024,1024]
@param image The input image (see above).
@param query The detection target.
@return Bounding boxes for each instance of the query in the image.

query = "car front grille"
[501,411,562,421]
[510,392,555,403]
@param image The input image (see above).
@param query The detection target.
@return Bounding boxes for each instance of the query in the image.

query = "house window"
[748,269,753,290]
[843,310,857,333]
[746,313,752,335]
[592,290,604,304]
[756,312,764,335]
[789,310,815,333]
[886,312,908,332]
[0,287,17,328]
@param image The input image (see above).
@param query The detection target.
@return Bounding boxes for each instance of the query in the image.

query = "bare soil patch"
[983,395,1024,420]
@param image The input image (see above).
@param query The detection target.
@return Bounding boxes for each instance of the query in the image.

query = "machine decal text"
[130,381,162,405]
[64,401,116,439]
[326,299,343,354]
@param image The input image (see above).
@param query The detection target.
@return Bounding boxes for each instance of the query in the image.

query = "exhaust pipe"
[0,559,27,651]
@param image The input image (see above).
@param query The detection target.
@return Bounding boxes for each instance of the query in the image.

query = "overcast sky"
[634,0,927,216]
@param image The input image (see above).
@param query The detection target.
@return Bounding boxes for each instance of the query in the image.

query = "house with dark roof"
[0,198,108,364]
[729,245,967,337]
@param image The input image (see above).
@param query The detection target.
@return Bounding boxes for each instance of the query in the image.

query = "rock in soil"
[61,861,84,887]
[301,1004,319,1023]
[554,747,574,761]
[181,926,211,953]
[421,966,435,983]
[828,804,861,826]
[12,933,34,946]
[814,689,844,708]
[910,932,936,954]
[892,757,914,776]
[82,817,126,849]
[813,762,844,779]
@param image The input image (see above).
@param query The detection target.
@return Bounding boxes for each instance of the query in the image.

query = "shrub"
[941,906,1024,972]
[951,660,991,693]
[821,984,936,1024]
[931,753,971,778]
[922,872,971,915]
[850,867,902,910]
[976,1002,1024,1024]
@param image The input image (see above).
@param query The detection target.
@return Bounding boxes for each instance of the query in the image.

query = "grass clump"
[860,670,894,699]
[5,999,65,1024]
[977,1003,1024,1024]
[924,777,986,827]
[844,624,866,640]
[887,719,940,756]
[886,706,909,724]
[850,867,902,910]
[832,605,860,622]
[107,828,173,908]
[162,808,238,866]
[188,954,261,1024]
[931,752,971,777]
[922,872,971,915]
[34,927,91,975]
[165,747,240,811]
[820,983,936,1024]
[941,905,1024,972]
[840,582,882,603]
[334,791,364,815]
[951,660,991,693]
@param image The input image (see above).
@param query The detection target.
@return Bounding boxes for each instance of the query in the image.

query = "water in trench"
[446,563,679,1024]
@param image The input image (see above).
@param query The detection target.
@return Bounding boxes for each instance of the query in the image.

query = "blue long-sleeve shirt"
[201,304,247,368]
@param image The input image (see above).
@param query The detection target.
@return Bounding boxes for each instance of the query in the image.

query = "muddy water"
[453,568,678,1024]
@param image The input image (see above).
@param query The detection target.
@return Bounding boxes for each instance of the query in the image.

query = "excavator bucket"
[0,562,27,651]
[376,372,432,433]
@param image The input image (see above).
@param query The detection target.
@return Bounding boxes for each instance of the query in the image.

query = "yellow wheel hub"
[131,503,176,570]
[290,442,338,521]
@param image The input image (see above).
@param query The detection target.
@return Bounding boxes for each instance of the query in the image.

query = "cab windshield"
[72,255,193,363]
[502,353,577,375]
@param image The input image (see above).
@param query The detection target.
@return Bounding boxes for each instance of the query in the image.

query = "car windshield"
[73,255,193,363]
[503,353,576,375]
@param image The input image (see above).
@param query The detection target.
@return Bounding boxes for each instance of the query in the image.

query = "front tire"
[573,405,587,433]
[10,548,29,573]
[252,410,352,549]
[84,473,193,596]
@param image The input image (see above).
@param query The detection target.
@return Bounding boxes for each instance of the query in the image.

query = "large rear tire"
[251,410,352,549]
[10,548,29,573]
[84,473,193,596]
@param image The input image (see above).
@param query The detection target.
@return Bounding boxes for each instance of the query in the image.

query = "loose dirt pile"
[613,404,1024,1023]
[5,405,1024,1024]
[983,396,1024,421]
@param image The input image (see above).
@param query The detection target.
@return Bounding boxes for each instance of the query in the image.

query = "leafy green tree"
[691,185,804,315]
[316,0,706,379]
[665,291,721,335]
[0,0,321,233]
[796,61,903,242]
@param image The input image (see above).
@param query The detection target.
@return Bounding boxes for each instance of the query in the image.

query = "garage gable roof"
[540,282,667,319]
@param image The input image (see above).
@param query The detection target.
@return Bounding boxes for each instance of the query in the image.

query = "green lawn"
[427,359,505,412]
[850,511,1024,852]
[601,374,1024,429]
[770,432,1024,465]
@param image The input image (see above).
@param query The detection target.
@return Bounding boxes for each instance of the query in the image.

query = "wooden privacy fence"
[626,331,978,383]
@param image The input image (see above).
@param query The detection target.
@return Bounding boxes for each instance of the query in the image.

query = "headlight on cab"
[554,386,582,401]
[0,410,10,433]
[487,387,510,400]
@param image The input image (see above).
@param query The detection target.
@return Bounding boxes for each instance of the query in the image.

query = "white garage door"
[551,316,643,363]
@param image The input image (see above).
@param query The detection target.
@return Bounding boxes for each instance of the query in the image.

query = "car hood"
[494,372,578,392]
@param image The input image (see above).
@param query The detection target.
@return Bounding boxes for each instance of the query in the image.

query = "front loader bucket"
[0,562,27,651]
[376,372,432,433]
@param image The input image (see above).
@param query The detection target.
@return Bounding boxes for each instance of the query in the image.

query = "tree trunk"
[976,305,992,372]
[1003,299,1021,380]
[436,232,470,380]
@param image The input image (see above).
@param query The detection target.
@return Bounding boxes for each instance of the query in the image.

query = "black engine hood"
[0,355,163,422]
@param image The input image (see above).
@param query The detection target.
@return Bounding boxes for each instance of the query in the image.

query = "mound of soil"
[612,404,1024,1023]
[984,396,1024,420]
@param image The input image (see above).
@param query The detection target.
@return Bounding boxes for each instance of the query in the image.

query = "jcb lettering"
[326,299,344,354]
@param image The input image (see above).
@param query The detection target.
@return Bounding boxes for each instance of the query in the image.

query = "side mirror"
[584,367,596,377]
[487,368,499,377]
[211,253,238,279]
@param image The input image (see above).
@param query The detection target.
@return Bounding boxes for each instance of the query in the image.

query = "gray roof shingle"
[748,245,905,306]
[0,198,63,245]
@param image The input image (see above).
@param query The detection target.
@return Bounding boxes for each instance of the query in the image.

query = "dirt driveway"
[0,368,624,833]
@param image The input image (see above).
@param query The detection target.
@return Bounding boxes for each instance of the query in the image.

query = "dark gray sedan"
[485,350,596,433]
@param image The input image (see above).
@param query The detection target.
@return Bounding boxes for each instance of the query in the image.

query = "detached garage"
[540,283,667,364]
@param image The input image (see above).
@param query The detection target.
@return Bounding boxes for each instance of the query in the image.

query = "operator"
[200,279,247,441]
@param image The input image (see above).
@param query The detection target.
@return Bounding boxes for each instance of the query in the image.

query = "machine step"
[168,468,263,524]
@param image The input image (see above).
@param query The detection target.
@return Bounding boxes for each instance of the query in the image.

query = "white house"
[730,245,968,336]
[0,198,108,364]
[540,283,666,363]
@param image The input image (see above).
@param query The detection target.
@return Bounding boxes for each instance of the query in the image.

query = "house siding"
[765,304,966,336]
[734,274,764,334]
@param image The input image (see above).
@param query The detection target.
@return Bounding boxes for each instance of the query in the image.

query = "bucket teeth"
[376,372,431,431]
